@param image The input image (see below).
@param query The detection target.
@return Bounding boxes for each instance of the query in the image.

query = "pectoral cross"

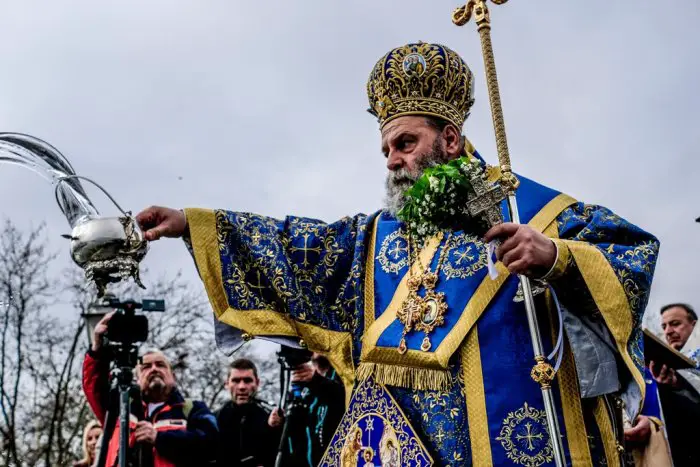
[466,174,505,228]
[515,422,543,451]
[290,233,322,267]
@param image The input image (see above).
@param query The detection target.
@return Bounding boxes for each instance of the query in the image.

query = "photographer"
[215,359,281,466]
[82,311,219,467]
[270,351,345,467]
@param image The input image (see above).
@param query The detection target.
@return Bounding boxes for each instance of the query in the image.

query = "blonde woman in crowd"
[74,420,102,467]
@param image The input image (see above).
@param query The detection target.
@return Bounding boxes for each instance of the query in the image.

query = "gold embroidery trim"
[563,240,646,416]
[184,207,356,403]
[557,342,592,467]
[356,362,451,391]
[462,329,493,467]
[544,224,592,467]
[540,238,571,281]
[186,207,231,318]
[593,397,621,467]
[360,193,578,371]
[364,217,379,331]
[296,322,355,407]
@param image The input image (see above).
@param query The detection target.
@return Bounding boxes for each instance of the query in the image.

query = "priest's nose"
[387,151,405,171]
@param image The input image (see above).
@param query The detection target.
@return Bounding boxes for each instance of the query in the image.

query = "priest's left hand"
[484,223,556,278]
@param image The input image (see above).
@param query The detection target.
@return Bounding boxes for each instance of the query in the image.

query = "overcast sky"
[1,0,698,355]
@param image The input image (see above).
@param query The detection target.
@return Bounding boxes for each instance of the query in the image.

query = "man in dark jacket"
[215,358,281,466]
[82,311,219,467]
[268,353,345,467]
[650,303,700,467]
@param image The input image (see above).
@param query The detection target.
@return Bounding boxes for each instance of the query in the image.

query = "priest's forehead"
[381,116,434,150]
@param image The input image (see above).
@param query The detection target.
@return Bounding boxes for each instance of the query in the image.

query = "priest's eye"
[397,138,416,152]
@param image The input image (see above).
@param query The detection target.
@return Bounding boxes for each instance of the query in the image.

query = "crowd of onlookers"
[74,312,345,467]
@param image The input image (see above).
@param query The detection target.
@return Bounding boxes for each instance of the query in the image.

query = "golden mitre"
[367,42,475,129]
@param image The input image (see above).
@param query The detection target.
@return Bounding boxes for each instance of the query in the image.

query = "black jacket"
[283,371,345,467]
[215,399,281,467]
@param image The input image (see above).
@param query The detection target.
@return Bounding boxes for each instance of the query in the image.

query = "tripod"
[92,298,164,467]
[95,359,143,467]
[274,352,312,467]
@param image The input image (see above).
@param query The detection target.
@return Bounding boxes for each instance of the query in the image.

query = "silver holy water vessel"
[0,133,148,297]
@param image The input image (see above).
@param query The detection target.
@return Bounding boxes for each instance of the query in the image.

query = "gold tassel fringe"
[356,362,451,391]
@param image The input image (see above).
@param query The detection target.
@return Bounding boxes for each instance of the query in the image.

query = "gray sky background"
[1,0,698,358]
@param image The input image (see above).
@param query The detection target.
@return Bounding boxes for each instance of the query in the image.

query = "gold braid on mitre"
[366,42,475,129]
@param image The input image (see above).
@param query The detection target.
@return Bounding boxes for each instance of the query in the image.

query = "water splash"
[0,133,100,228]
[0,133,148,296]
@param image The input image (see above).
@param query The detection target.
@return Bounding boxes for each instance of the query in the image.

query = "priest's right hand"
[135,206,188,241]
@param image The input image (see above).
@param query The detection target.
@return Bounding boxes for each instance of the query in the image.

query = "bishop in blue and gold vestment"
[137,42,659,467]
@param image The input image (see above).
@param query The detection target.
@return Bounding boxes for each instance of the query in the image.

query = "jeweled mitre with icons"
[366,42,476,129]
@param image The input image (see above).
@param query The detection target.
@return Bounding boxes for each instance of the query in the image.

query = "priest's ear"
[441,124,463,159]
[424,116,462,160]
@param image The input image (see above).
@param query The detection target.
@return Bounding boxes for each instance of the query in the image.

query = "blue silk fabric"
[640,367,662,419]
[204,161,659,465]
[371,176,580,466]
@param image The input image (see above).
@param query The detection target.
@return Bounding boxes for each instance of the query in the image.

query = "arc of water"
[0,133,100,228]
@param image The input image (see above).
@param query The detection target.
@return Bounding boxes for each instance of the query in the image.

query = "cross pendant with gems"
[466,174,505,229]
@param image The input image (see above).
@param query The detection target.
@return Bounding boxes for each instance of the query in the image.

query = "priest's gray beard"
[383,136,451,217]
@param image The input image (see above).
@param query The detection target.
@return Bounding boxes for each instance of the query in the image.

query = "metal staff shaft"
[453,2,566,465]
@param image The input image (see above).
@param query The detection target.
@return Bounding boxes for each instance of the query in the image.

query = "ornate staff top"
[452,0,519,196]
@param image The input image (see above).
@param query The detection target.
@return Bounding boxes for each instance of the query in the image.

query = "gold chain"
[406,230,452,279]
[398,230,453,354]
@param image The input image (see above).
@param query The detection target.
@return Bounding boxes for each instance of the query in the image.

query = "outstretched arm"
[135,205,377,393]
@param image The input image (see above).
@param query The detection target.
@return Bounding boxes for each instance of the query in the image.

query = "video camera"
[276,345,313,370]
[103,297,165,345]
[90,295,165,369]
